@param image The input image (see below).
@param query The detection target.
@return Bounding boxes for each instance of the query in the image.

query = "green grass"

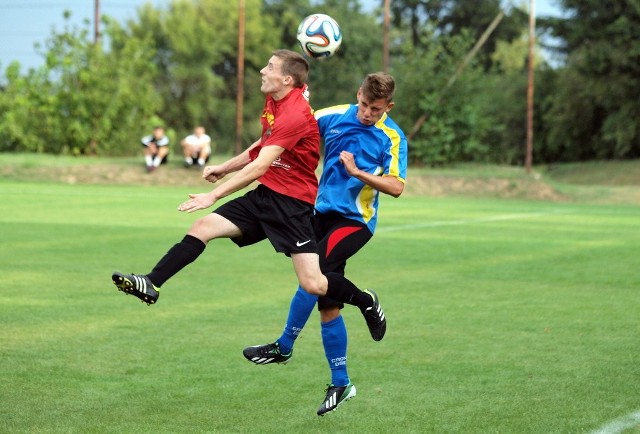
[1,177,639,433]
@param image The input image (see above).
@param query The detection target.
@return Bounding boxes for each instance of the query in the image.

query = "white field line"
[589,410,640,434]
[376,211,566,233]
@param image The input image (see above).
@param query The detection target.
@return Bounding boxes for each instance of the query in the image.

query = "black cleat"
[242,342,292,365]
[361,289,386,341]
[317,383,356,416]
[112,272,159,305]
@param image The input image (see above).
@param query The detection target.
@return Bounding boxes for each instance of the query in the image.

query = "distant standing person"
[181,126,213,168]
[141,126,170,172]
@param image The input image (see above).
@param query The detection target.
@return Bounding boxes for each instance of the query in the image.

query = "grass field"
[1,161,640,433]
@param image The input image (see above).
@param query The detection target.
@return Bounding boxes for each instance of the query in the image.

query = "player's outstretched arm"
[202,140,261,183]
[178,144,285,213]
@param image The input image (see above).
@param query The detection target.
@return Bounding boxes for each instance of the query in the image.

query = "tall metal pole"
[94,0,100,44]
[382,0,391,72]
[525,0,536,173]
[234,0,246,155]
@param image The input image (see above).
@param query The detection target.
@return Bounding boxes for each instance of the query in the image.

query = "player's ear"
[385,101,395,113]
[356,88,363,101]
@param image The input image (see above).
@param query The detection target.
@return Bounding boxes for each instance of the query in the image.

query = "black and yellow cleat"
[112,272,159,305]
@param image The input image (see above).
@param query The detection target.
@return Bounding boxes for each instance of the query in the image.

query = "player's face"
[260,56,290,100]
[356,89,394,126]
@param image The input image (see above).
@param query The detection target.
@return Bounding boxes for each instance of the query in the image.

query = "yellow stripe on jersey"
[375,113,405,182]
[357,166,384,222]
[314,104,351,119]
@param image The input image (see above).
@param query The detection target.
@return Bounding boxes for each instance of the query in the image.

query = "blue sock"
[321,315,350,387]
[275,286,317,354]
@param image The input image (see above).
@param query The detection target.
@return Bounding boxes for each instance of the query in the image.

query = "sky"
[0,0,562,72]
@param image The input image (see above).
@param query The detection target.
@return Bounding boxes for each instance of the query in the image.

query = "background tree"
[0,13,159,155]
[543,0,640,160]
[126,0,278,153]
[2,0,638,165]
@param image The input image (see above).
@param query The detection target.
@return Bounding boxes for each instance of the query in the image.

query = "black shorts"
[214,184,318,255]
[140,143,168,163]
[314,212,373,311]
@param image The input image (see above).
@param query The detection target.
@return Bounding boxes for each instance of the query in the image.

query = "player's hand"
[202,165,226,183]
[339,151,360,176]
[177,192,217,213]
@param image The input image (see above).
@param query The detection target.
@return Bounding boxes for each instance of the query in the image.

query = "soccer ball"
[296,14,342,59]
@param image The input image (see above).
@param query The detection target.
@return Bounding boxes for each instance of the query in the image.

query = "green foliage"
[542,0,640,160]
[0,15,159,155]
[1,0,638,164]
[127,0,278,153]
[393,31,497,165]
[390,0,527,68]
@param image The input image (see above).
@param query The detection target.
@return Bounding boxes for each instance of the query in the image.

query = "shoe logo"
[296,240,311,247]
[327,392,337,408]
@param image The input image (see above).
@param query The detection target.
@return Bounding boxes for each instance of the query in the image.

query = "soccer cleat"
[361,289,386,341]
[317,383,356,416]
[242,342,292,365]
[112,272,159,305]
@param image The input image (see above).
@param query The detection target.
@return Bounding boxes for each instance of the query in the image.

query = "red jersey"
[249,85,320,205]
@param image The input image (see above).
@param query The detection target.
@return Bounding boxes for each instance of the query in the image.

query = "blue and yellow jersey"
[314,104,408,233]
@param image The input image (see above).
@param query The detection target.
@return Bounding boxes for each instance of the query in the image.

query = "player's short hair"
[360,72,396,102]
[273,49,309,89]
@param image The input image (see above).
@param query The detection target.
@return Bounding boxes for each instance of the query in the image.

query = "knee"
[299,276,326,296]
[187,218,212,242]
[320,306,340,323]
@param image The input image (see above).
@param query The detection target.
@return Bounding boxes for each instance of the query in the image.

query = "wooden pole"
[234,0,246,155]
[383,0,391,73]
[525,0,536,173]
[94,0,100,44]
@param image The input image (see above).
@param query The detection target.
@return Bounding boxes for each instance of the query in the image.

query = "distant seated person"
[141,126,170,172]
[180,126,212,168]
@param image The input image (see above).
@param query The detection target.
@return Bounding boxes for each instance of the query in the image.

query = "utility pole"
[94,0,100,44]
[234,0,246,155]
[525,0,536,173]
[382,0,391,73]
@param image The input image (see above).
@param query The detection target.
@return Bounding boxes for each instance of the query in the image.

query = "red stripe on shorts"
[325,226,363,259]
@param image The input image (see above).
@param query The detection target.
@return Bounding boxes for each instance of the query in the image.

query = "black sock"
[147,235,206,287]
[325,272,372,310]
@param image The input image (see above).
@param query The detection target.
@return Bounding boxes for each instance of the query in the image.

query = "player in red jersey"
[111,49,385,349]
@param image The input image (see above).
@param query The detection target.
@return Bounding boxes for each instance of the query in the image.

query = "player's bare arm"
[203,140,262,183]
[178,144,286,213]
[339,150,404,197]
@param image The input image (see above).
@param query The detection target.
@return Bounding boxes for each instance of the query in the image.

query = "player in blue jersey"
[243,72,408,415]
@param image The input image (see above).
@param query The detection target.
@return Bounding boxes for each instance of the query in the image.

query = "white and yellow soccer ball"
[296,14,343,59]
